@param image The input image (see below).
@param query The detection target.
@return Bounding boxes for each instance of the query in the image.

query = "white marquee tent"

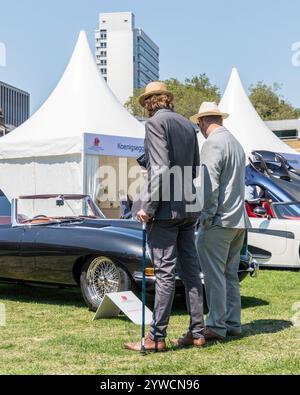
[0,31,145,202]
[219,68,300,168]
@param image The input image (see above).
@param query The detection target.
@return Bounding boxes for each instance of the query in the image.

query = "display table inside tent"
[84,133,144,218]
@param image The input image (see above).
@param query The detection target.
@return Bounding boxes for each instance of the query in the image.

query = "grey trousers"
[147,218,205,341]
[197,226,246,338]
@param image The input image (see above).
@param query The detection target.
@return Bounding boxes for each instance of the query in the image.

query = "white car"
[247,201,300,269]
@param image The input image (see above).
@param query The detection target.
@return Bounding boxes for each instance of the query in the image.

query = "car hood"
[63,218,143,240]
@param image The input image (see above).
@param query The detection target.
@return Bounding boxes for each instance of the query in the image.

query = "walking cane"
[141,222,147,355]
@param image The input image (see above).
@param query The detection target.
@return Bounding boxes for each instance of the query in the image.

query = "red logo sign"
[121,296,128,302]
[94,137,100,147]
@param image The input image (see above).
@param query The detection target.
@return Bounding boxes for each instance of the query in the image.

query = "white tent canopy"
[219,68,300,167]
[0,31,144,159]
[0,31,145,200]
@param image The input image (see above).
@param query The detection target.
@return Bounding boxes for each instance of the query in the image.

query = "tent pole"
[82,134,87,196]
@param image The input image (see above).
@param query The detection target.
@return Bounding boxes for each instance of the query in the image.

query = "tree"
[125,76,300,122]
[125,74,220,119]
[249,81,300,121]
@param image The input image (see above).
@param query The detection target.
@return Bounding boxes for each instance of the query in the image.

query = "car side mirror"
[254,207,267,218]
[56,198,64,207]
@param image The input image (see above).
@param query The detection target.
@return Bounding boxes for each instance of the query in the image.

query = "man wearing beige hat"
[125,82,205,352]
[190,102,250,341]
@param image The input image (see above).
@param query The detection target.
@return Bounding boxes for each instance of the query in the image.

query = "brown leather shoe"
[171,333,206,349]
[227,329,242,337]
[203,327,225,341]
[124,335,167,352]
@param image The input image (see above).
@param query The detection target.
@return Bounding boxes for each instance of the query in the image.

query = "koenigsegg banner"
[84,133,144,158]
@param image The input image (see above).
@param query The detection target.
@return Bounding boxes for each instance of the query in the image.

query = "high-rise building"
[95,12,159,104]
[0,108,5,137]
[0,81,30,130]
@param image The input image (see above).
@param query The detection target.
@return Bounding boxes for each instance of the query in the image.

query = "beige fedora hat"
[139,81,174,107]
[190,102,229,124]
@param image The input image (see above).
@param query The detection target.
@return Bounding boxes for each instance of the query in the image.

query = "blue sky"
[1,0,300,113]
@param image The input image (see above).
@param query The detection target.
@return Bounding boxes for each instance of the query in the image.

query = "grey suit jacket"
[200,127,251,229]
[139,109,200,220]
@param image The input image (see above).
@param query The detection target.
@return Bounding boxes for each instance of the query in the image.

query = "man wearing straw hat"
[125,82,205,352]
[190,102,250,341]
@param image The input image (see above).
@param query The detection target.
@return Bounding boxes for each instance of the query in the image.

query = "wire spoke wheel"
[86,257,120,305]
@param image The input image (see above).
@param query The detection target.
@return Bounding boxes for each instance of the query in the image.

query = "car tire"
[80,256,131,312]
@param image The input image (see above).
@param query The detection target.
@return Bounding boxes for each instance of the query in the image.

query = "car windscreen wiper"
[78,215,98,219]
[55,217,84,224]
[26,220,62,226]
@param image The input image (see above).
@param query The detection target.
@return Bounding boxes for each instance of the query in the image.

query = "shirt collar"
[152,108,174,116]
[208,126,227,138]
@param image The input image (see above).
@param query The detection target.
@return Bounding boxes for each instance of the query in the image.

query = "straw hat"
[139,81,174,107]
[190,102,229,124]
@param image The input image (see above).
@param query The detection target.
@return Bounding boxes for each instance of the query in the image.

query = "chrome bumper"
[244,256,259,278]
[134,257,259,289]
[133,273,186,291]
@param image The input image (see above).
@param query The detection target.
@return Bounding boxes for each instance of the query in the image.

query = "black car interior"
[251,151,291,181]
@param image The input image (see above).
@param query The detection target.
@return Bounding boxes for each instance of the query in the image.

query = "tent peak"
[219,69,297,156]
[228,67,243,86]
[77,30,89,43]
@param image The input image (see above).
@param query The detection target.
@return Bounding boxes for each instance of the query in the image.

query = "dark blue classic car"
[0,191,256,311]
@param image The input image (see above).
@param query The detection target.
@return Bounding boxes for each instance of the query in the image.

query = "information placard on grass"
[93,291,152,325]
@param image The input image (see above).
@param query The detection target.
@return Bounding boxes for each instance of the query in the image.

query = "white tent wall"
[84,154,100,202]
[0,154,82,201]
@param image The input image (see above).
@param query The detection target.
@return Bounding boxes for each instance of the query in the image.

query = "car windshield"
[17,196,105,224]
[253,151,277,163]
[272,202,300,219]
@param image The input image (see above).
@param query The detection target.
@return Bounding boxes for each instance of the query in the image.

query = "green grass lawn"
[0,270,299,375]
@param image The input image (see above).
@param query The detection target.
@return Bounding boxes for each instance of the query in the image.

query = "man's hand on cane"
[137,209,152,223]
